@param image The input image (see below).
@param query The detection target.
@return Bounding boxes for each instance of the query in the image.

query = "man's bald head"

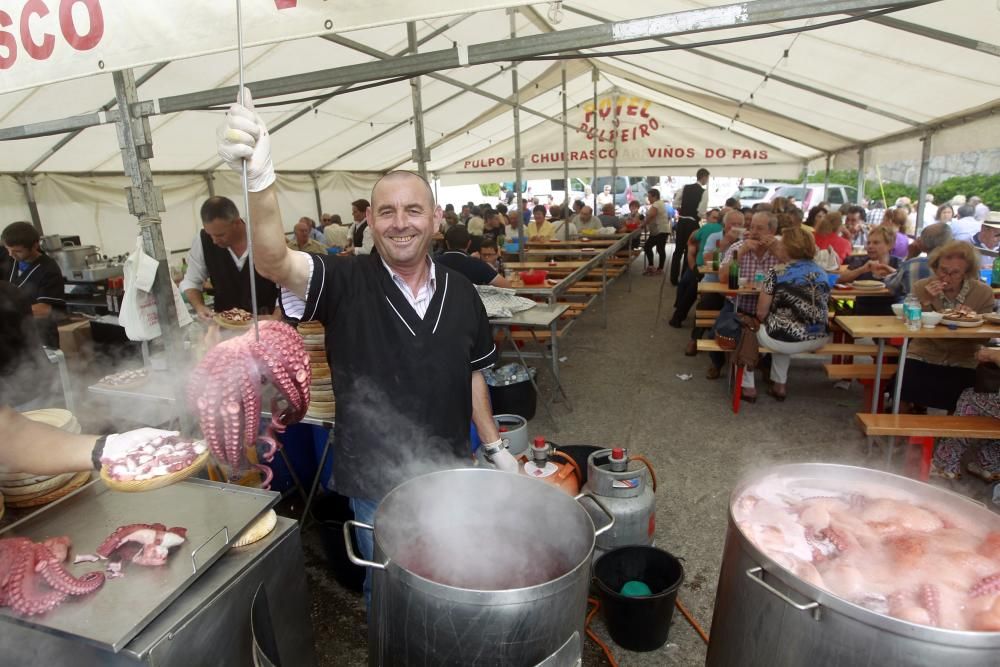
[722,209,744,229]
[371,170,435,210]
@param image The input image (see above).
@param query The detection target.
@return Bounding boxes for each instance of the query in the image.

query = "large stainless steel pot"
[50,245,102,274]
[345,468,614,666]
[707,463,1000,667]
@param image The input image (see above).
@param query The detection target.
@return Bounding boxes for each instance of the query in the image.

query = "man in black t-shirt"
[2,222,65,349]
[219,89,518,604]
[438,226,511,288]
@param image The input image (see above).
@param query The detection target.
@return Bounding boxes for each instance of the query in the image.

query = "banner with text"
[0,0,532,93]
[441,91,804,181]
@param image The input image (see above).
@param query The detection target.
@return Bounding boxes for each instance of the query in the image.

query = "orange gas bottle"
[520,437,581,496]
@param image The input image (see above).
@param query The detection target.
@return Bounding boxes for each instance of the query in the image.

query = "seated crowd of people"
[667,192,1000,483]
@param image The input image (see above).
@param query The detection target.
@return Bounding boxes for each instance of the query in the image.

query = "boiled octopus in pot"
[188,320,310,487]
[734,481,1000,631]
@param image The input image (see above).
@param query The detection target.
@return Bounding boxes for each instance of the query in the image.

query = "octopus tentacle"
[920,584,940,627]
[8,541,67,616]
[970,573,1000,598]
[36,557,105,596]
[189,321,311,488]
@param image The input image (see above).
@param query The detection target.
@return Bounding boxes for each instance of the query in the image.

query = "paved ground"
[282,252,996,666]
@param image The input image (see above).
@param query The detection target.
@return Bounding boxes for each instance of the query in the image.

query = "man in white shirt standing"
[949,204,981,242]
[346,198,375,255]
[596,184,614,210]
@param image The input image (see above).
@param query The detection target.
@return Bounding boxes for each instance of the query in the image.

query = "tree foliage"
[809,170,1000,210]
[479,183,500,197]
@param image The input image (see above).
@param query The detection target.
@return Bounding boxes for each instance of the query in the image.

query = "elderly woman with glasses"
[898,241,995,412]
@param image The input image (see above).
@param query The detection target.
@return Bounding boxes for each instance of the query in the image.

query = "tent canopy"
[2,0,998,177]
[0,0,998,254]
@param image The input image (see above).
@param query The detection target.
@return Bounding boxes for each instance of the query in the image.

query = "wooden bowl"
[7,471,92,508]
[213,314,254,330]
[101,448,210,493]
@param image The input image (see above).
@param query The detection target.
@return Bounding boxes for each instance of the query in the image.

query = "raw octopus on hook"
[188,320,311,487]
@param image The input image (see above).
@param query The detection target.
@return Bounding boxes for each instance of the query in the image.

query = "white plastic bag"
[814,247,841,272]
[119,237,192,341]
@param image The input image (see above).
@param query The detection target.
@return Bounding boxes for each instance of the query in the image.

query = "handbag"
[975,362,1000,393]
[734,313,761,371]
[713,309,742,350]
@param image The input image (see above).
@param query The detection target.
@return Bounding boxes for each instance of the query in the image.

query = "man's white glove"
[102,428,179,462]
[217,87,276,192]
[490,448,519,473]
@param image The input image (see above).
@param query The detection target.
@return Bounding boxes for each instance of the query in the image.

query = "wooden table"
[835,315,1000,416]
[697,281,889,298]
[507,260,589,271]
[525,238,621,248]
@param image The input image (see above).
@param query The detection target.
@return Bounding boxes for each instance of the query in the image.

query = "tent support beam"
[610,87,619,217]
[823,153,831,195]
[592,69,599,214]
[914,133,933,233]
[518,5,847,153]
[511,9,526,263]
[407,22,429,181]
[24,62,169,173]
[856,148,866,205]
[321,34,579,169]
[111,68,187,426]
[561,4,923,127]
[856,13,1000,57]
[561,64,570,218]
[311,173,323,221]
[2,0,918,142]
[203,172,216,197]
[16,176,43,233]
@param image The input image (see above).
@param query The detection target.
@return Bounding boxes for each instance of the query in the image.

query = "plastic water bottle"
[903,294,922,331]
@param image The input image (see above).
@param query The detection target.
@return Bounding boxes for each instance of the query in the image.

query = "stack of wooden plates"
[298,322,335,420]
[1,409,93,509]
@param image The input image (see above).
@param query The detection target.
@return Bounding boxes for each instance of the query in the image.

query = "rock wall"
[875,149,1000,186]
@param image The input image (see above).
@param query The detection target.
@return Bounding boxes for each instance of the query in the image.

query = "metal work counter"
[0,516,316,666]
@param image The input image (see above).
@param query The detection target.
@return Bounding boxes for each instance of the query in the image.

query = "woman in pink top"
[813,210,852,263]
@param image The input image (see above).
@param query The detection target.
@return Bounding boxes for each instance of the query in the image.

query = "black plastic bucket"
[593,546,685,651]
[310,492,366,593]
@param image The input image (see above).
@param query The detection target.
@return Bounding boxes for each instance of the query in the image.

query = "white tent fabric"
[0,1,998,254]
[437,86,808,183]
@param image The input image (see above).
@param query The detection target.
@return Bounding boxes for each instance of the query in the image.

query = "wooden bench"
[695,339,895,357]
[856,413,1000,481]
[695,339,899,414]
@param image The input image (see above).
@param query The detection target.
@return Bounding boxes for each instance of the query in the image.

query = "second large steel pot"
[707,463,1000,667]
[345,468,614,666]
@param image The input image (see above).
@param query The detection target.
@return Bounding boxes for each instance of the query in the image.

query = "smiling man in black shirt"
[218,89,518,604]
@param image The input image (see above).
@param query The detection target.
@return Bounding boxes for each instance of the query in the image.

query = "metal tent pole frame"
[856,147,867,206]
[561,64,570,241]
[110,68,188,428]
[914,133,933,233]
[17,176,43,233]
[310,173,323,221]
[610,88,619,215]
[510,9,525,261]
[2,0,916,143]
[591,69,598,213]
[407,22,429,181]
[823,153,831,199]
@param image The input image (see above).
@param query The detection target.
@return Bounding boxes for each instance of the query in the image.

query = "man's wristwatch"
[480,438,509,464]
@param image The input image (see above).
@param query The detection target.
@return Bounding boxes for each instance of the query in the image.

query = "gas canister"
[582,447,657,556]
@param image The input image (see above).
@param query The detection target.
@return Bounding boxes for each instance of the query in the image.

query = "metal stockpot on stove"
[707,463,1000,667]
[345,468,614,666]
